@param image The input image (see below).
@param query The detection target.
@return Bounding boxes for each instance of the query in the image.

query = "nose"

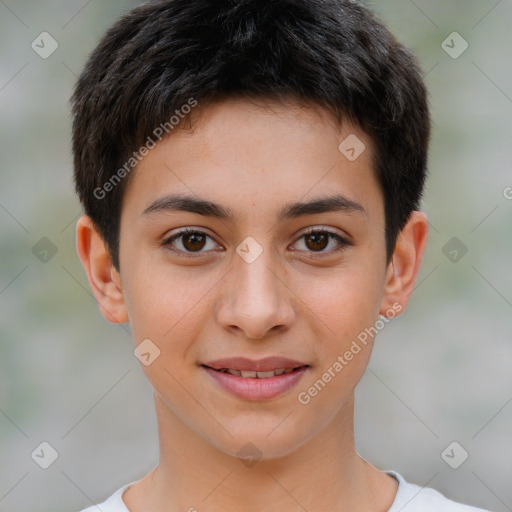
[215,246,296,339]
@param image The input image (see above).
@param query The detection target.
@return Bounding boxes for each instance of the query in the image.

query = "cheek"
[123,268,211,407]
[288,261,384,406]
[291,263,384,345]
[124,257,208,340]
[294,274,378,415]
[122,260,229,397]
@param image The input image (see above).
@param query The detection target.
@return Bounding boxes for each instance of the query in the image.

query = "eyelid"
[300,226,345,237]
[162,226,352,257]
[161,227,221,258]
[292,226,352,256]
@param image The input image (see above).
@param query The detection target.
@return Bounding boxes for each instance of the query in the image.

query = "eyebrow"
[141,193,366,222]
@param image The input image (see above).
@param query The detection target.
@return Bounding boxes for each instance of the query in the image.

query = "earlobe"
[75,215,129,324]
[380,211,429,316]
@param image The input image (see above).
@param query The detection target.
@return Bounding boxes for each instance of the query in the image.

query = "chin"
[202,417,316,463]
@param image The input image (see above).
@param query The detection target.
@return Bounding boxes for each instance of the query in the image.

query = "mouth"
[203,366,305,378]
[200,360,310,401]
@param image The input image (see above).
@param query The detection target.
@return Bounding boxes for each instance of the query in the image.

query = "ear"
[379,211,429,316]
[75,215,129,324]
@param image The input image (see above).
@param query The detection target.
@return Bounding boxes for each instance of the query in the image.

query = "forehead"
[121,97,382,224]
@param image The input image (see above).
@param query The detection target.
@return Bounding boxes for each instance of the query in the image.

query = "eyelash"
[161,227,352,259]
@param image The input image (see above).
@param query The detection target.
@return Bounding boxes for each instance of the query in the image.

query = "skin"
[76,97,428,512]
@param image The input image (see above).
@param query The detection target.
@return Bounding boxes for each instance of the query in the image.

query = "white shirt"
[78,471,491,511]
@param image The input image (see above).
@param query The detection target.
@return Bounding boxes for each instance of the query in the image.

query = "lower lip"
[202,366,309,401]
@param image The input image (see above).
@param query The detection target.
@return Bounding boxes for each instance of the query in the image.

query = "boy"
[72,0,491,510]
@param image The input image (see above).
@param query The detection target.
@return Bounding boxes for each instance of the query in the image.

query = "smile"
[202,364,309,400]
[210,367,299,378]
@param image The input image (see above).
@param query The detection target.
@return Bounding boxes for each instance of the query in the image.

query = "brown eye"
[182,232,207,251]
[304,232,329,252]
[162,228,220,256]
[293,228,351,256]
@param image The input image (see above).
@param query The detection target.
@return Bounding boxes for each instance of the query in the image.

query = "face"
[102,98,407,459]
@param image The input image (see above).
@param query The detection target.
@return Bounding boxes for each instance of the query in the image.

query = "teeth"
[256,370,275,379]
[216,367,300,378]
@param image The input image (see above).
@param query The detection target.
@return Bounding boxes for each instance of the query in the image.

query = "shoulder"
[77,473,493,512]
[387,471,492,512]
[77,482,133,512]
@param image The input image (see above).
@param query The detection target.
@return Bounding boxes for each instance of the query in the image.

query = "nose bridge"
[218,237,293,337]
[234,239,282,310]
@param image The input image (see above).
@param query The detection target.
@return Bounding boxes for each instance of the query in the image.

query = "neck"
[123,393,397,512]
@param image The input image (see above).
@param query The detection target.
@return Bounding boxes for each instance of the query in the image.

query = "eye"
[162,226,351,259]
[292,228,351,256]
[162,228,221,257]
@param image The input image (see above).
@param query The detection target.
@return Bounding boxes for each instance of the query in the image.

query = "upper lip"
[202,356,308,372]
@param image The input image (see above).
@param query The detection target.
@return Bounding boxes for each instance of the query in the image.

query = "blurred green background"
[0,1,511,510]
